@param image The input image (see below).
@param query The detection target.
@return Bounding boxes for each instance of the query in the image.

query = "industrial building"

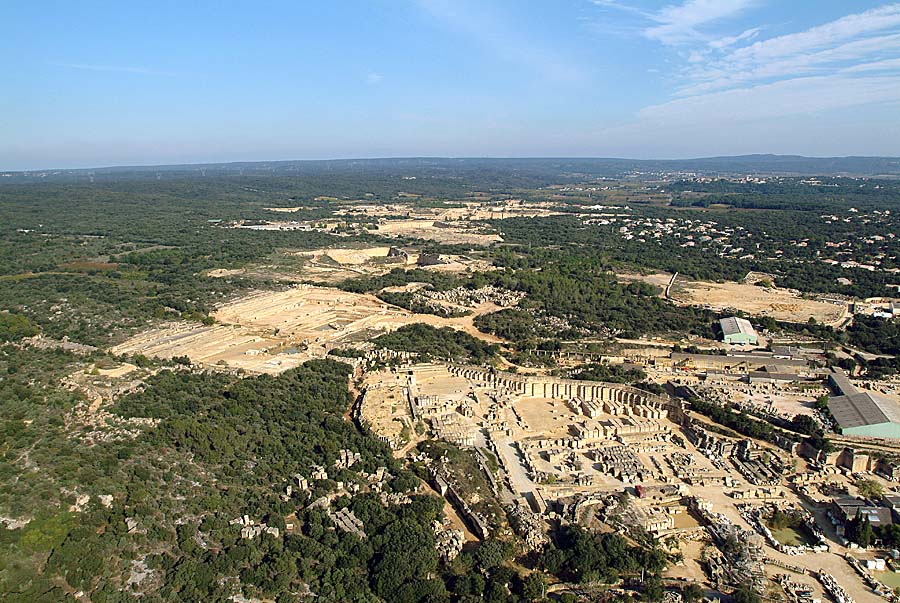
[828,369,900,438]
[830,496,893,529]
[719,316,759,346]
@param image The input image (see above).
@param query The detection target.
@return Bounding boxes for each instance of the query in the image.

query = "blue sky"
[3,1,900,169]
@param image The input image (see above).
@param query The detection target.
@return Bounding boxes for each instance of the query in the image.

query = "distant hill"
[4,154,900,183]
[642,154,900,176]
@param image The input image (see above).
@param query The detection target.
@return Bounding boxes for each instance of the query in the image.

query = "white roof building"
[719,316,758,345]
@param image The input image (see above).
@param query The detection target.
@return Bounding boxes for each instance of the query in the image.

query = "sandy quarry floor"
[436,206,563,221]
[318,246,392,265]
[207,245,493,284]
[113,285,504,374]
[673,279,848,325]
[620,272,848,326]
[374,219,502,245]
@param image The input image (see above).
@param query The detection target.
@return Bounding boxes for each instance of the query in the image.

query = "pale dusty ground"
[674,280,848,325]
[63,361,145,411]
[664,540,708,583]
[508,397,708,496]
[374,219,502,245]
[113,285,504,374]
[97,362,138,379]
[620,272,849,325]
[514,397,578,439]
[332,200,561,224]
[684,456,890,603]
[381,283,430,293]
[206,268,246,278]
[317,246,392,265]
[207,245,493,284]
[494,379,886,601]
[413,370,473,398]
[760,566,828,602]
[360,370,411,447]
[732,387,826,418]
[437,206,563,221]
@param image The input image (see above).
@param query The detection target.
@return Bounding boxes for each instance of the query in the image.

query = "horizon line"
[6,153,900,174]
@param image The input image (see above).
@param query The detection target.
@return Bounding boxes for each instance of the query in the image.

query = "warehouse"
[828,370,900,438]
[719,316,759,346]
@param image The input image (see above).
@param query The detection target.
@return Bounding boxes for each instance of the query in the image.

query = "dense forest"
[565,362,648,384]
[1,356,453,602]
[337,268,469,295]
[373,324,497,364]
[667,178,900,211]
[375,291,471,318]
[483,261,716,340]
[495,209,898,300]
[0,312,38,342]
[474,309,558,343]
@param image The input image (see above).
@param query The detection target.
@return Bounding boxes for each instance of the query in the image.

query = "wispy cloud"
[607,2,900,106]
[590,0,651,19]
[707,27,761,50]
[637,74,900,125]
[677,4,900,95]
[645,0,758,45]
[725,4,900,64]
[591,73,900,156]
[843,57,900,73]
[366,72,384,85]
[586,1,900,154]
[51,62,177,77]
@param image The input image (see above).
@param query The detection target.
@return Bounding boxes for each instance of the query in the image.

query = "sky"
[3,0,900,170]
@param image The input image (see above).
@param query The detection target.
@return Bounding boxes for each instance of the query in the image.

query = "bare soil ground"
[514,397,577,439]
[673,279,848,325]
[663,540,708,583]
[621,272,848,325]
[374,219,502,245]
[113,285,504,374]
[207,245,492,284]
[360,370,411,447]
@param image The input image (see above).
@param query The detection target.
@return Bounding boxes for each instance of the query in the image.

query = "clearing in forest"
[113,285,503,374]
[620,272,848,326]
